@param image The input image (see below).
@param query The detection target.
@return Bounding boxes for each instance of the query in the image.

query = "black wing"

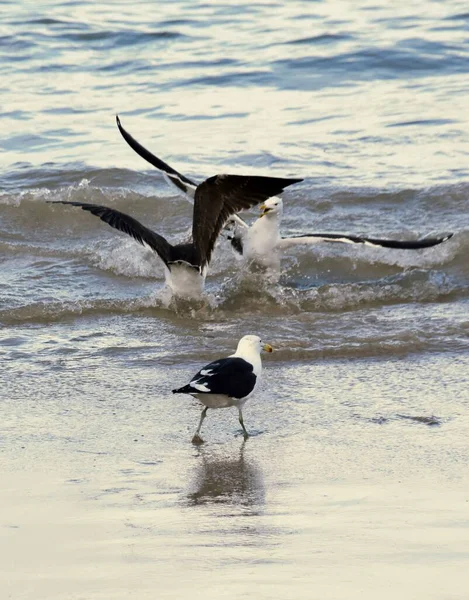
[49,201,173,268]
[193,174,303,268]
[278,232,453,250]
[172,357,257,399]
[116,115,197,196]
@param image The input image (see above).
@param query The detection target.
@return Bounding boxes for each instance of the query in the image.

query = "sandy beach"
[2,348,469,599]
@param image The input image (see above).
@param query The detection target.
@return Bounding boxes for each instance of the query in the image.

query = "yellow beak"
[263,343,273,353]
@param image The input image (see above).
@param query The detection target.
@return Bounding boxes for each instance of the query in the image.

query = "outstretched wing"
[172,357,256,399]
[278,232,453,250]
[116,115,197,199]
[193,174,303,268]
[48,201,173,268]
[115,116,253,231]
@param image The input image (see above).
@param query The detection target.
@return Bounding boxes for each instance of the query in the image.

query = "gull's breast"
[193,393,240,408]
[244,222,280,264]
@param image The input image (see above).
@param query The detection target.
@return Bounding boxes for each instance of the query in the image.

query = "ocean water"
[1,1,469,599]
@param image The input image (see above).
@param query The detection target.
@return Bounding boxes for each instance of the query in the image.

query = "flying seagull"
[114,117,453,267]
[172,334,272,444]
[48,174,302,298]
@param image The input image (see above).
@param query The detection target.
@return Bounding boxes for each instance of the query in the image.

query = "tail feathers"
[172,384,192,394]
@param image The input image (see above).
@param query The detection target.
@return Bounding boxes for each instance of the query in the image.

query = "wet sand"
[2,352,468,600]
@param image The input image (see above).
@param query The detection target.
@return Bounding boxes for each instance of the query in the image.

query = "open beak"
[259,204,272,217]
[263,343,273,353]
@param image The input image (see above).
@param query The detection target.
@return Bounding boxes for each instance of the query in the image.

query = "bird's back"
[173,357,257,400]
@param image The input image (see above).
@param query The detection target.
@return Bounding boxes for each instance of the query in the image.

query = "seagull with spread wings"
[227,197,453,269]
[48,136,302,297]
[114,116,453,270]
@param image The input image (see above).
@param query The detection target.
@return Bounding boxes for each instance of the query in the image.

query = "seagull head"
[236,335,273,356]
[259,197,283,218]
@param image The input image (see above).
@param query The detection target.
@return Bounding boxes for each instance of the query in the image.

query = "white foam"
[92,239,163,279]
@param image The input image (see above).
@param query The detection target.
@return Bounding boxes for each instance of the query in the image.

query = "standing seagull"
[172,335,272,444]
[48,176,302,298]
[115,117,453,268]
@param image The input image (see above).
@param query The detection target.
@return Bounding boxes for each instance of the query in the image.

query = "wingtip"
[116,114,121,128]
[431,232,454,246]
[279,176,303,189]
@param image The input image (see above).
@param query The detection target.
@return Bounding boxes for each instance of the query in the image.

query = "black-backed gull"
[172,334,272,444]
[114,118,453,268]
[48,177,301,298]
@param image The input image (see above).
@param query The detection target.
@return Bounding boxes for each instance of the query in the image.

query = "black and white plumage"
[228,197,454,267]
[48,119,302,298]
[116,115,197,201]
[172,334,273,444]
[116,115,250,229]
[113,124,453,268]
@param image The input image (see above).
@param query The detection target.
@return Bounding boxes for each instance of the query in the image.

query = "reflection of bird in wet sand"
[172,335,272,444]
[187,441,264,507]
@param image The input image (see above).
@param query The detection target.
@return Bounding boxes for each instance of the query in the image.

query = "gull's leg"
[192,407,208,445]
[238,407,249,439]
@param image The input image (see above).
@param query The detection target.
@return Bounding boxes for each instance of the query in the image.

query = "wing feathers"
[48,201,173,268]
[278,232,453,250]
[116,115,197,194]
[172,357,256,399]
[193,175,302,267]
[115,117,304,268]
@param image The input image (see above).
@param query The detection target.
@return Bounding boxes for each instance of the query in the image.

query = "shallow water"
[1,1,469,598]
